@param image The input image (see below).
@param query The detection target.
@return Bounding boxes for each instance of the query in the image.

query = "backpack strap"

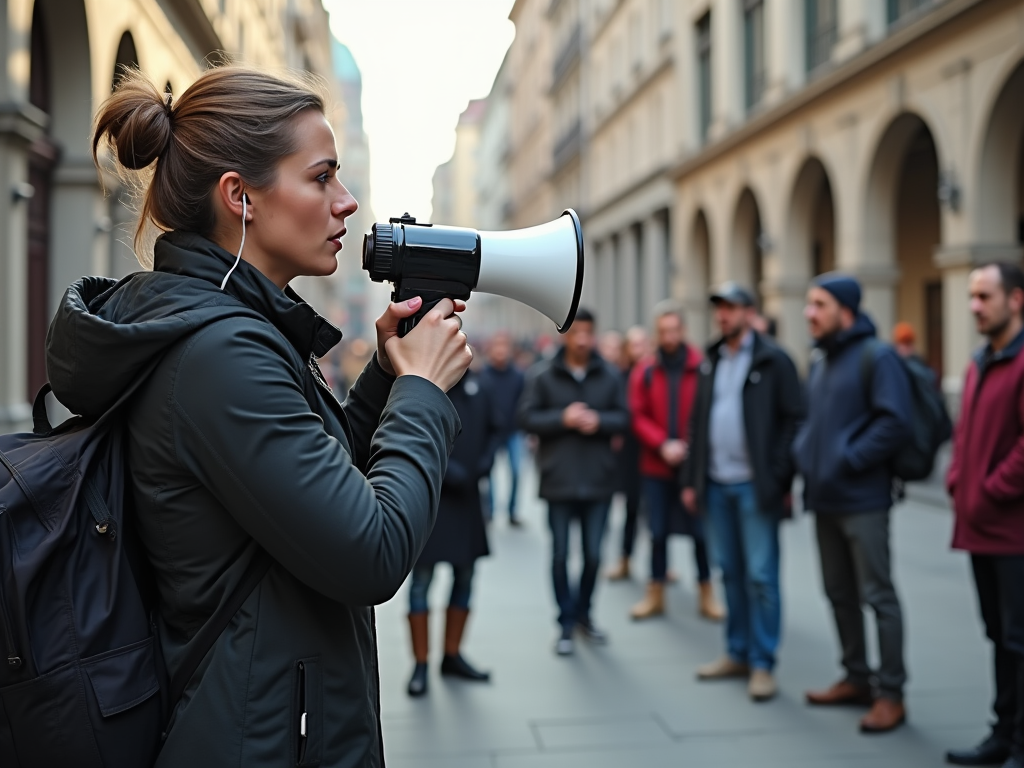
[166,549,273,716]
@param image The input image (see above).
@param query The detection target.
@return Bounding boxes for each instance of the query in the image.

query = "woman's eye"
[316,173,329,184]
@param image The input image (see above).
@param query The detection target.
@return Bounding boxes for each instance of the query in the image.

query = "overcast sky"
[325,0,515,224]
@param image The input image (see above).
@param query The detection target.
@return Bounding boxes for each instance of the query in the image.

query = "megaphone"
[362,209,585,337]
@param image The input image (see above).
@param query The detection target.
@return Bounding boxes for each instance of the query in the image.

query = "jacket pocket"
[293,657,322,767]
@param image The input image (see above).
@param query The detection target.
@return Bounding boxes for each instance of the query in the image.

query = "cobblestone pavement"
[375,459,989,767]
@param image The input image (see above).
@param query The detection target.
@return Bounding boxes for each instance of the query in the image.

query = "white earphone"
[220,193,248,291]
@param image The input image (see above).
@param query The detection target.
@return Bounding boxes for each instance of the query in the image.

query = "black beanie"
[814,273,862,315]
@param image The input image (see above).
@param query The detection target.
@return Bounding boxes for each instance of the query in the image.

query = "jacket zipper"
[0,508,22,670]
[297,661,308,764]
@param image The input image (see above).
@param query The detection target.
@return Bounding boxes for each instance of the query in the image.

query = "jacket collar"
[974,327,1024,375]
[154,231,342,359]
[552,346,605,375]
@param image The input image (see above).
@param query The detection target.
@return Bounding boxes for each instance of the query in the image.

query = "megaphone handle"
[397,299,440,337]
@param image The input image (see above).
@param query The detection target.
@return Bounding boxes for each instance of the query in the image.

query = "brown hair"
[93,66,329,260]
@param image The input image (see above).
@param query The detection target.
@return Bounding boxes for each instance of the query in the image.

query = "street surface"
[376,460,989,767]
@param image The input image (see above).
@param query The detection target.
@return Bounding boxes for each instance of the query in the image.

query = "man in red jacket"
[946,262,1024,768]
[628,301,724,621]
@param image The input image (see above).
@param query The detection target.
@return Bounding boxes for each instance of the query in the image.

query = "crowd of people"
[404,263,1024,768]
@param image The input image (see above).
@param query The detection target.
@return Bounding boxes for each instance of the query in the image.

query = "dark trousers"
[644,477,711,583]
[548,499,610,629]
[815,511,906,700]
[619,469,642,558]
[408,562,475,614]
[971,554,1024,758]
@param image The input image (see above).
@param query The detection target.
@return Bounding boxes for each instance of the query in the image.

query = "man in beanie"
[794,273,912,733]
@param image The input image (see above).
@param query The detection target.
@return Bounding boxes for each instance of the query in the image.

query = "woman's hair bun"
[94,74,172,171]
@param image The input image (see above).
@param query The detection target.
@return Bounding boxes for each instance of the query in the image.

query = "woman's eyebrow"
[308,158,339,170]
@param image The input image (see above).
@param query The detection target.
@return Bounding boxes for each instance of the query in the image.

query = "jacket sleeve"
[983,372,1024,501]
[845,348,913,473]
[596,371,630,435]
[518,365,567,436]
[680,372,707,489]
[946,368,969,497]
[340,354,396,473]
[771,350,806,483]
[171,323,460,607]
[630,364,668,450]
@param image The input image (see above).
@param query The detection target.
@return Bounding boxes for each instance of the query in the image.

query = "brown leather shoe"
[859,698,906,733]
[805,680,874,707]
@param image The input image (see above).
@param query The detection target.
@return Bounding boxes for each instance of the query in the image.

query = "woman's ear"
[216,172,251,221]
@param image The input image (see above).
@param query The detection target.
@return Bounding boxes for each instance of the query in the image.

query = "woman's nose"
[333,185,358,218]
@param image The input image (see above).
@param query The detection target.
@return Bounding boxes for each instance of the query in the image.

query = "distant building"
[487,0,1024,398]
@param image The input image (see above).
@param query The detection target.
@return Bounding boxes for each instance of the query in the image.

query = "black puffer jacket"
[45,231,460,768]
[518,348,629,501]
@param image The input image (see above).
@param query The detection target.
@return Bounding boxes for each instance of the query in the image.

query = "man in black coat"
[681,283,803,703]
[519,308,630,656]
[406,370,502,697]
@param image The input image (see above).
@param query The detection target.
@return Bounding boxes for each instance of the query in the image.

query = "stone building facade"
[0,0,368,429]
[494,0,1024,399]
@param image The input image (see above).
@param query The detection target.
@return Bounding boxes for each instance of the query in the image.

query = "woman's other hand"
[382,298,472,391]
[375,297,467,377]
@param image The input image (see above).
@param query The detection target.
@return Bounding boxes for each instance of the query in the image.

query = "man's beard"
[981,312,1011,341]
[722,324,745,341]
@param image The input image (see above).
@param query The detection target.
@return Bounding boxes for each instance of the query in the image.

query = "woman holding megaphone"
[46,66,471,767]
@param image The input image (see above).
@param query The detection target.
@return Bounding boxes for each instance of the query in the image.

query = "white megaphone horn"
[362,210,585,337]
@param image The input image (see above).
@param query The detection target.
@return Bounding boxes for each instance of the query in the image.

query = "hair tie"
[164,91,173,116]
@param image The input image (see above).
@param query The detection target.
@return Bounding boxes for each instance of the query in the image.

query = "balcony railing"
[552,119,582,175]
[551,25,582,91]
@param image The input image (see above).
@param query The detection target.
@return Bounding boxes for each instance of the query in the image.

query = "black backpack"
[0,359,271,767]
[860,340,953,484]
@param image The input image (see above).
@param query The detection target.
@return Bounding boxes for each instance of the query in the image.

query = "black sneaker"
[555,626,574,656]
[576,619,608,644]
[946,733,1012,765]
[407,662,428,697]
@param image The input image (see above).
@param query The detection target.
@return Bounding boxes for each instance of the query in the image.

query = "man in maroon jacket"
[946,262,1024,768]
[628,302,724,621]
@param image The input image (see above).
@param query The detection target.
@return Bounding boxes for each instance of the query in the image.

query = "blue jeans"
[706,480,781,671]
[548,500,610,629]
[409,562,475,614]
[644,477,711,583]
[488,433,522,520]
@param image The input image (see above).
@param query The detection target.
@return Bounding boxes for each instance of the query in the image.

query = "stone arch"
[686,207,712,343]
[976,57,1024,246]
[865,113,942,366]
[785,156,836,279]
[729,187,764,306]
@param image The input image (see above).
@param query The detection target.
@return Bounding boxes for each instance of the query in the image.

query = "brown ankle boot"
[408,612,429,663]
[630,581,666,619]
[698,581,725,622]
[607,556,631,581]
[860,698,906,733]
[407,612,429,697]
[440,607,489,681]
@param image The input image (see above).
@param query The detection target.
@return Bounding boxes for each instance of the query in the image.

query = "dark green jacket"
[45,231,460,768]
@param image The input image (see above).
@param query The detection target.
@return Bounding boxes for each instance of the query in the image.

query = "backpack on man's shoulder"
[859,340,953,483]
[0,349,271,767]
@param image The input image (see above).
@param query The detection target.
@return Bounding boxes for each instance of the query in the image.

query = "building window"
[805,0,837,74]
[629,12,642,72]
[886,0,931,26]
[696,13,712,144]
[659,0,673,40]
[743,0,766,112]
